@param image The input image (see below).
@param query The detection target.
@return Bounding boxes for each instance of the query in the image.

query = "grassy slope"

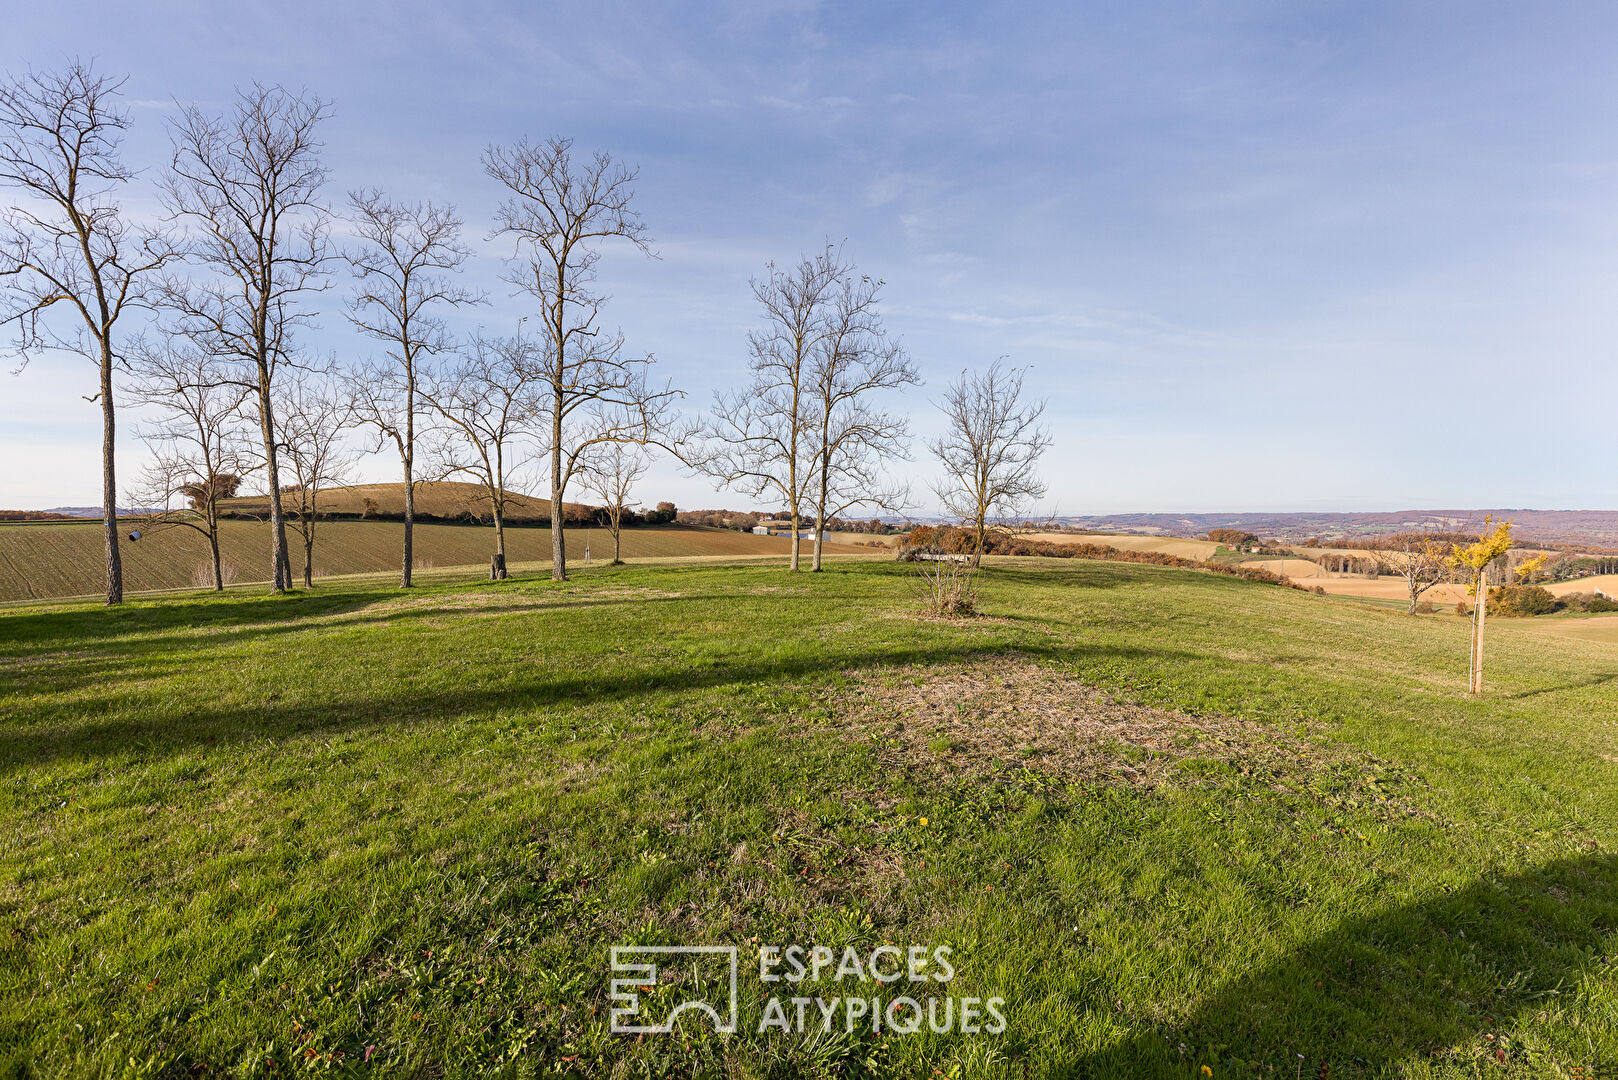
[0,520,864,602]
[1,559,1615,1078]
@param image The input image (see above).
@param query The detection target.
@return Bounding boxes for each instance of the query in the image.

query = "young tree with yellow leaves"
[1447,517,1522,695]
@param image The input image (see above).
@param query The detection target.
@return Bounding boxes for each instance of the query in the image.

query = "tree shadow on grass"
[0,638,1207,772]
[1505,672,1618,700]
[0,589,393,653]
[0,591,746,686]
[1063,853,1618,1078]
[0,572,677,651]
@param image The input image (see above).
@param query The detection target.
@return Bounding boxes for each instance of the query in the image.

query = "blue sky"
[4,1,1616,514]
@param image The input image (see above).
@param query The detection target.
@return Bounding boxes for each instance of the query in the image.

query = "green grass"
[1,558,1616,1078]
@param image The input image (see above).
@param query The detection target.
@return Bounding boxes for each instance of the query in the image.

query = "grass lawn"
[1,558,1615,1078]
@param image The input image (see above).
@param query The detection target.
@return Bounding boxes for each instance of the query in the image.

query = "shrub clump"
[1489,585,1557,617]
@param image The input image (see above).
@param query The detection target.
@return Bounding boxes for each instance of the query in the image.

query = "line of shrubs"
[901,526,1305,589]
[1486,586,1618,617]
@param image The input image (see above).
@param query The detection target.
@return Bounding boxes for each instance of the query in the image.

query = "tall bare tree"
[276,369,355,588]
[0,62,175,605]
[806,268,919,571]
[581,435,648,565]
[695,250,847,572]
[161,84,332,593]
[345,191,480,588]
[125,336,256,590]
[928,359,1051,567]
[418,332,539,580]
[484,136,677,581]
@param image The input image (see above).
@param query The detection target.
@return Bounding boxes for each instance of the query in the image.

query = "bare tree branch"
[0,61,177,604]
[928,359,1051,567]
[579,433,649,565]
[345,190,482,587]
[124,334,258,590]
[276,366,356,588]
[159,83,332,592]
[690,247,848,571]
[805,263,920,570]
[483,135,678,580]
[417,330,542,580]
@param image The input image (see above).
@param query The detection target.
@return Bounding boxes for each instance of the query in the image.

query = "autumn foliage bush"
[1489,585,1557,617]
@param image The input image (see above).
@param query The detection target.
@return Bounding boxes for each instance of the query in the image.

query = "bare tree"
[1375,535,1452,615]
[418,332,540,580]
[124,336,256,590]
[484,136,678,581]
[276,369,355,588]
[160,84,332,593]
[694,250,847,571]
[0,62,175,605]
[345,190,480,588]
[806,268,919,571]
[928,359,1051,567]
[581,435,648,565]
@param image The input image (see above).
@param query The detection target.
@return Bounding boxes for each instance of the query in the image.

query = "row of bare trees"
[4,63,1052,598]
[1,64,677,599]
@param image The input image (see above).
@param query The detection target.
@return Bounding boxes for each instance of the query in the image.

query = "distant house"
[752,518,810,538]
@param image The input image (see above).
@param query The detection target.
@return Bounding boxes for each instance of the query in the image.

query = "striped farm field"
[1020,532,1220,559]
[1544,574,1618,598]
[0,519,869,601]
[216,479,570,522]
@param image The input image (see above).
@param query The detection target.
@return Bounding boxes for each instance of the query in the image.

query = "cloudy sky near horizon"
[4,1,1616,515]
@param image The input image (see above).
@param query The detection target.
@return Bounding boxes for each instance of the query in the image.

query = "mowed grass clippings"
[0,558,1615,1078]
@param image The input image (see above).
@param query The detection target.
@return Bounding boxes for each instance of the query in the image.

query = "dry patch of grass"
[832,657,1429,816]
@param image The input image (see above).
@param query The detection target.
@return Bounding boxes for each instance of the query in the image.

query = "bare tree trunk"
[493,506,508,580]
[1470,583,1488,694]
[612,524,622,563]
[303,516,315,588]
[812,460,828,573]
[256,377,290,592]
[551,398,567,581]
[208,503,223,591]
[402,460,414,588]
[401,369,414,587]
[550,489,565,580]
[1407,574,1419,615]
[99,342,123,605]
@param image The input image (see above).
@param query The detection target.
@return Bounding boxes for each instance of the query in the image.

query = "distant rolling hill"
[1053,509,1618,546]
[217,480,596,523]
